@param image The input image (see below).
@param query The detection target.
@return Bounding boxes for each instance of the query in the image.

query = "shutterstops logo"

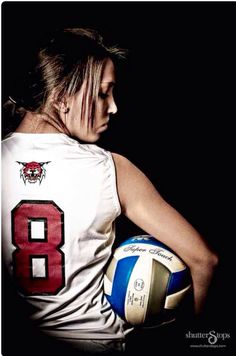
[186,330,231,348]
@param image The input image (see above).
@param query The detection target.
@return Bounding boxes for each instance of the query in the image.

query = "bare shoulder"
[111,152,152,191]
[111,152,145,178]
[111,152,132,168]
[111,152,156,188]
[111,152,161,213]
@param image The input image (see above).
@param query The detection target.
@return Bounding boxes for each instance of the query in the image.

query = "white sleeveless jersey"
[1,133,128,340]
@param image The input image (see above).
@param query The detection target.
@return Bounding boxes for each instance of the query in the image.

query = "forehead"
[101,58,116,84]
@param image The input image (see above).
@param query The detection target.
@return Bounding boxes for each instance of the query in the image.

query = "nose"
[107,96,118,115]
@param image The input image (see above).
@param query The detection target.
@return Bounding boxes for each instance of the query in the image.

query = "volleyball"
[104,235,192,326]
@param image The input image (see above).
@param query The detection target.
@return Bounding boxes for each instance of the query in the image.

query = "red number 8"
[12,200,65,295]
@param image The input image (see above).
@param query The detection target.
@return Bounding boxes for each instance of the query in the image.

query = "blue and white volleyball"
[104,235,192,326]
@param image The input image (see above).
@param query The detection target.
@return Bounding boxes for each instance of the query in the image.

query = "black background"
[1,1,235,355]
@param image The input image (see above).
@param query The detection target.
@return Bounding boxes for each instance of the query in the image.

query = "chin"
[74,133,100,144]
[87,133,100,143]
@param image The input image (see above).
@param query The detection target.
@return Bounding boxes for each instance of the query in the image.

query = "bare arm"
[112,153,218,314]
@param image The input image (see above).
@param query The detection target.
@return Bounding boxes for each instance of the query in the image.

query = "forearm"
[190,257,218,314]
[124,191,219,312]
[127,200,219,314]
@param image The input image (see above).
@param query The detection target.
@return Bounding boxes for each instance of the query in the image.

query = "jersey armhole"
[107,152,122,217]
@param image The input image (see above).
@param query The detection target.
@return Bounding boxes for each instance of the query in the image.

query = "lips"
[97,124,108,133]
[96,119,109,133]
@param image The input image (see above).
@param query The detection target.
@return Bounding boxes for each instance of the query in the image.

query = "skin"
[59,59,118,141]
[16,58,117,141]
[16,57,218,314]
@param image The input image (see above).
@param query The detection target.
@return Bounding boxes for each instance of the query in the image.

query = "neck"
[15,112,65,134]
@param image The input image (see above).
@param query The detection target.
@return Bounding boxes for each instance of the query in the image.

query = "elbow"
[191,249,219,275]
[205,251,219,270]
[209,251,219,269]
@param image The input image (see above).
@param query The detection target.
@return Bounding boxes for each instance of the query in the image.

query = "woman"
[2,28,218,354]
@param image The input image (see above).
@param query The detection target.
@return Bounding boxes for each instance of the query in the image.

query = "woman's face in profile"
[65,58,118,142]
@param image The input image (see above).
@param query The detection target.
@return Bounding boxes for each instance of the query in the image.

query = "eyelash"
[99,92,109,100]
